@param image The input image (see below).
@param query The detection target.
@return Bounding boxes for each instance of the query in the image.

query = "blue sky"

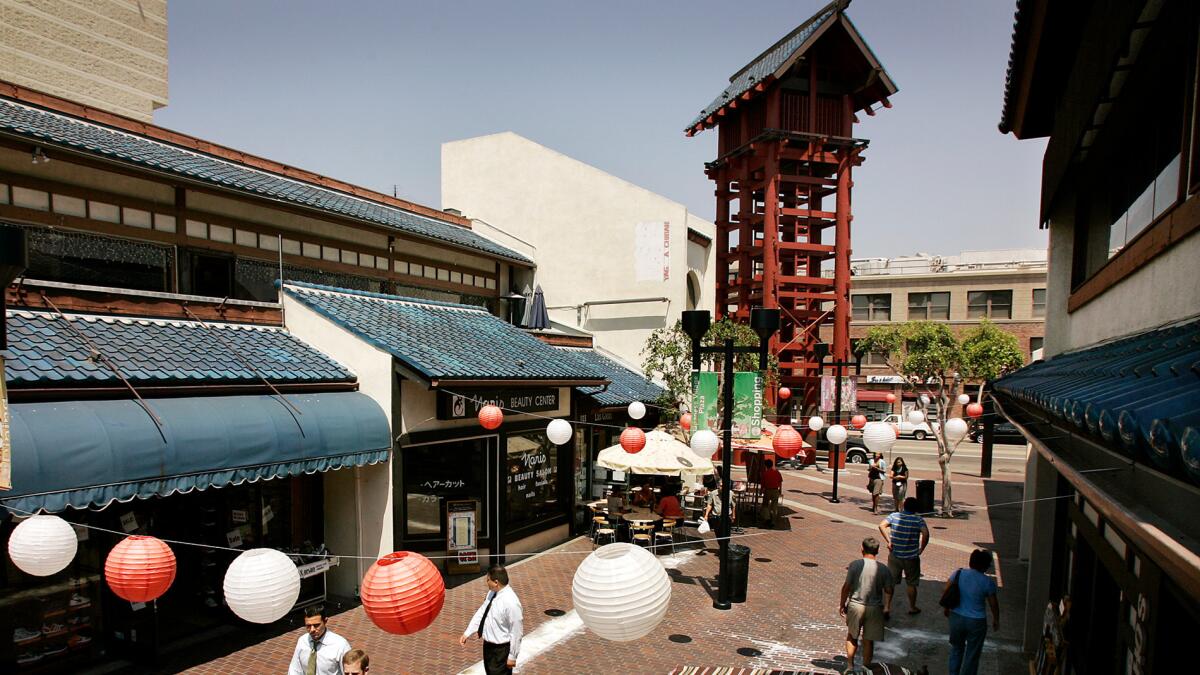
[157,0,1046,259]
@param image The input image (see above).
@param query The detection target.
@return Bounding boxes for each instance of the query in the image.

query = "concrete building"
[0,0,168,122]
[995,0,1200,670]
[818,249,1047,418]
[442,131,716,371]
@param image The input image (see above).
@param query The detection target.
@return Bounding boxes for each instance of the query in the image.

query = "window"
[967,290,1012,319]
[852,293,891,321]
[507,430,562,531]
[1031,337,1044,358]
[1032,289,1047,318]
[403,438,489,539]
[907,292,950,320]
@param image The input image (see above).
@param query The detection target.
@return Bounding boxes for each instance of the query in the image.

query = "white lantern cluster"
[572,543,671,641]
[690,429,719,456]
[8,515,78,577]
[862,421,897,456]
[907,409,926,426]
[223,548,302,624]
[547,418,573,445]
[944,417,970,446]
[826,424,848,446]
[628,401,646,420]
[807,416,824,432]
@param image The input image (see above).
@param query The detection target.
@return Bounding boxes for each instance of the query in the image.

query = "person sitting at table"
[655,487,685,519]
[607,485,627,513]
[631,482,655,508]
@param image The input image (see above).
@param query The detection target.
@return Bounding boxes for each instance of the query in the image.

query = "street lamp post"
[813,342,863,504]
[681,307,779,610]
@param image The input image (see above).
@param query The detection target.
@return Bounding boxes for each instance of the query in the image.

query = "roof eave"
[430,377,610,388]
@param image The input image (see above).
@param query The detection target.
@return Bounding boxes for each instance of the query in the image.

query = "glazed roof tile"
[559,347,664,407]
[282,282,607,384]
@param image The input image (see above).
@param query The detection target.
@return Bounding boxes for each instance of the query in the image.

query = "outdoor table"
[621,509,662,525]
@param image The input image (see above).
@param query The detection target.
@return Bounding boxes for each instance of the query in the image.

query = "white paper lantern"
[807,416,824,432]
[944,417,969,445]
[862,422,896,455]
[223,548,301,624]
[8,515,78,577]
[572,543,671,641]
[690,429,719,456]
[547,418,573,445]
[628,401,647,420]
[908,409,925,426]
[826,424,848,446]
[957,394,971,405]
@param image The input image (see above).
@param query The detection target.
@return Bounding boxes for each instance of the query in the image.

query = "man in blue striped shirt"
[878,497,930,614]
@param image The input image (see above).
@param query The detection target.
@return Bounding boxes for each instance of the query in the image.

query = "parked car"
[814,430,869,464]
[968,421,1026,445]
[881,413,939,441]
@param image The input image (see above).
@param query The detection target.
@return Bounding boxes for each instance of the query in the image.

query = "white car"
[881,413,939,441]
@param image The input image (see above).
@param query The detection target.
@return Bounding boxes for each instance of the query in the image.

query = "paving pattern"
[167,459,1029,674]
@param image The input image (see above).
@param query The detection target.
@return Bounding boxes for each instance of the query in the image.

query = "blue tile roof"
[686,2,839,131]
[559,347,664,407]
[2,310,354,387]
[994,318,1200,479]
[282,282,608,383]
[0,97,531,264]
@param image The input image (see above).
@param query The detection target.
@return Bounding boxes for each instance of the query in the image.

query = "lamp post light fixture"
[813,341,864,504]
[680,308,777,610]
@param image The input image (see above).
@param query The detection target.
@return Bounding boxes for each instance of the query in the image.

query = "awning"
[2,392,391,514]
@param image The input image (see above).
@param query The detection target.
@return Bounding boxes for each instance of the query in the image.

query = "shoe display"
[13,627,41,644]
[66,614,91,627]
[41,642,68,656]
[16,651,42,665]
[67,634,92,650]
[68,593,90,608]
[41,623,67,638]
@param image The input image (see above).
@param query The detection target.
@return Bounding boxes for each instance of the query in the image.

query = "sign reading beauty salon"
[436,388,560,420]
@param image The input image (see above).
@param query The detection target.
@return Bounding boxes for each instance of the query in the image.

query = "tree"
[641,318,779,418]
[857,320,1023,516]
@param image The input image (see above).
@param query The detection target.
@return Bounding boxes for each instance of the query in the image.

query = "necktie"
[477,593,496,638]
[306,639,320,675]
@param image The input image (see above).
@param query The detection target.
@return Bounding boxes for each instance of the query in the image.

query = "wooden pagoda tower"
[686,0,896,416]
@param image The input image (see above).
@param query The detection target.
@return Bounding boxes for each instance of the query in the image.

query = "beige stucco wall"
[442,132,716,370]
[0,0,168,122]
[848,268,1048,324]
[281,292,396,597]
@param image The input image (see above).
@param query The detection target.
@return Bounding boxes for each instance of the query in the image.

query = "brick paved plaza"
[164,457,1029,674]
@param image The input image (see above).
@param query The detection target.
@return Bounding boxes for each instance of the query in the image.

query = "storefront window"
[506,431,560,531]
[402,439,488,539]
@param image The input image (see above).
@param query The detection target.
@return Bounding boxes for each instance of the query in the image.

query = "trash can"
[915,479,936,514]
[728,544,751,603]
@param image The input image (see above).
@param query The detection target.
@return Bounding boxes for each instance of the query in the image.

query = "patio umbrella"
[527,284,550,330]
[520,285,534,327]
[597,429,715,477]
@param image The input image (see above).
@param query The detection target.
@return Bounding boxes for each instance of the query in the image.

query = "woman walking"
[889,457,909,512]
[944,549,1000,675]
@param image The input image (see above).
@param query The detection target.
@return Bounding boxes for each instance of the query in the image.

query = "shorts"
[869,479,883,495]
[887,554,921,586]
[846,602,885,642]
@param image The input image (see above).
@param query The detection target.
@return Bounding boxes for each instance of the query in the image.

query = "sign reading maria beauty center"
[690,371,763,439]
[436,387,560,421]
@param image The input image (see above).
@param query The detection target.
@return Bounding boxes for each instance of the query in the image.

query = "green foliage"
[641,318,779,415]
[959,319,1025,382]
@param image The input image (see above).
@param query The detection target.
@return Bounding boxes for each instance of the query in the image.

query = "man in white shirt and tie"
[288,605,352,675]
[460,565,524,674]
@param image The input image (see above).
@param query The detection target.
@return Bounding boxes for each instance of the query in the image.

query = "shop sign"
[436,388,559,421]
[820,375,857,412]
[297,556,340,580]
[0,358,10,490]
[120,512,138,533]
[690,371,719,432]
[866,375,905,384]
[1131,593,1149,675]
[690,371,763,439]
[231,509,248,524]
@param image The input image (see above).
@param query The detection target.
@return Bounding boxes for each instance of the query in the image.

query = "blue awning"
[1,392,391,514]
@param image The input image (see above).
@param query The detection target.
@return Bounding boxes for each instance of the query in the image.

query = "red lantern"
[680,413,692,431]
[772,424,802,459]
[966,403,984,418]
[885,393,896,403]
[104,536,176,602]
[851,414,867,429]
[778,387,792,400]
[620,426,646,453]
[362,551,445,635]
[478,404,503,430]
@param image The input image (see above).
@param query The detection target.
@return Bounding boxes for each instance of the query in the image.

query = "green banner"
[733,371,764,439]
[690,371,719,433]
